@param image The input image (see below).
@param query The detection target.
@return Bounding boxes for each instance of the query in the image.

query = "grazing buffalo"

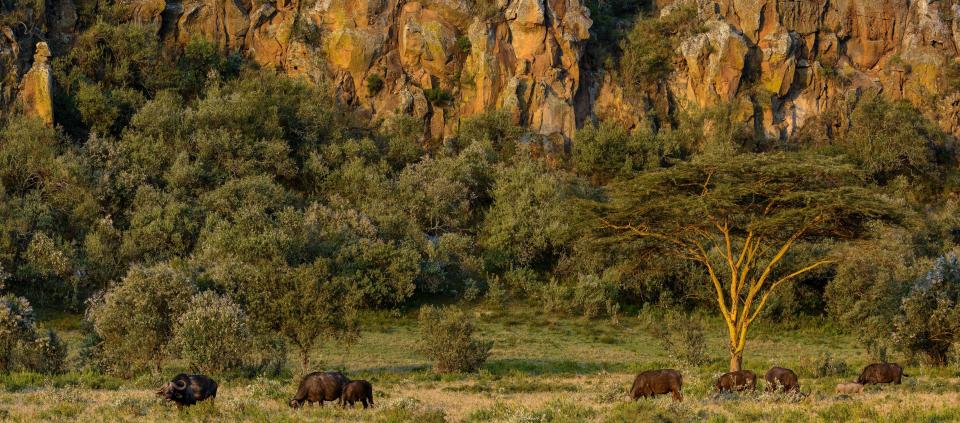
[630,369,683,402]
[156,374,218,407]
[289,371,350,408]
[765,367,799,393]
[716,370,757,392]
[857,363,907,385]
[340,380,374,409]
[835,382,864,394]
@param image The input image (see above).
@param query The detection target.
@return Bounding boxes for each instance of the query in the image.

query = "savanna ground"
[2,307,959,422]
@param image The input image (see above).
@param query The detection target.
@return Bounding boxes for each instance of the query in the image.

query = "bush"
[17,330,68,374]
[893,255,960,365]
[418,305,493,373]
[650,310,709,365]
[0,294,66,374]
[843,95,952,185]
[799,352,850,378]
[423,88,453,106]
[172,291,252,374]
[87,263,194,375]
[366,74,385,95]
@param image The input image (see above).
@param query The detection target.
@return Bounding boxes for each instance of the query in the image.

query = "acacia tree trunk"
[729,350,743,372]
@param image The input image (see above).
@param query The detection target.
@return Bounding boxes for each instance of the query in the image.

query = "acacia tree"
[592,153,897,371]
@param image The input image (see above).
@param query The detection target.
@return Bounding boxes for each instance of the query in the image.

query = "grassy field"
[3,306,960,422]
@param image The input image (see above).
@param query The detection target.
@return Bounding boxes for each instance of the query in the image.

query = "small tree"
[893,255,960,366]
[418,305,492,373]
[0,294,38,372]
[172,291,252,374]
[87,262,193,375]
[591,152,897,371]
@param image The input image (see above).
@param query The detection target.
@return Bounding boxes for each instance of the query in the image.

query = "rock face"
[141,0,593,142]
[16,42,54,126]
[7,0,960,142]
[629,0,960,139]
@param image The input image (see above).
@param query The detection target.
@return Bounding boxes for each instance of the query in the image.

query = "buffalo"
[340,380,374,409]
[764,367,799,393]
[857,363,907,385]
[156,374,218,407]
[835,382,864,394]
[290,371,350,408]
[716,370,757,392]
[630,369,683,402]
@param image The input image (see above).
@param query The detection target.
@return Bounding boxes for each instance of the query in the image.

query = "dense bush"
[418,305,493,373]
[893,255,960,365]
[86,263,194,374]
[843,95,954,185]
[650,311,709,366]
[0,293,66,373]
[172,291,252,374]
[825,226,919,357]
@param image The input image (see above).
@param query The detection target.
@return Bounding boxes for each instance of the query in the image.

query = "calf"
[340,380,374,409]
[716,370,757,392]
[765,367,800,393]
[835,382,864,394]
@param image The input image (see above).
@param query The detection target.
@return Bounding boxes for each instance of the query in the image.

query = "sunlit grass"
[2,306,958,421]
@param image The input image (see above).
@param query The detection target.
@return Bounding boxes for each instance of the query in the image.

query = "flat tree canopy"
[589,152,900,370]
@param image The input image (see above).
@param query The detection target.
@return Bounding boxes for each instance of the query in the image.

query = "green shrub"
[172,291,252,374]
[86,262,194,375]
[17,330,68,374]
[798,352,850,378]
[366,74,385,95]
[418,305,493,373]
[0,294,37,372]
[456,36,472,54]
[893,255,960,365]
[651,311,709,365]
[424,88,453,106]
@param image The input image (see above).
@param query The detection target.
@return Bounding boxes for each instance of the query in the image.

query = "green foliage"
[366,74,385,95]
[798,352,850,378]
[572,121,683,181]
[481,155,579,270]
[418,305,493,373]
[619,4,702,96]
[86,263,194,375]
[825,225,919,357]
[842,95,954,185]
[171,291,252,374]
[893,254,960,365]
[456,36,472,54]
[651,310,709,365]
[424,88,453,106]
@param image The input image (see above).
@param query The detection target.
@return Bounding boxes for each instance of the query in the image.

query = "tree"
[172,291,252,373]
[87,262,193,375]
[893,255,960,365]
[418,305,492,373]
[590,152,897,371]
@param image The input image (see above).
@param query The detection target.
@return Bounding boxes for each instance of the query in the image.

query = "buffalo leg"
[361,399,369,409]
[672,390,683,402]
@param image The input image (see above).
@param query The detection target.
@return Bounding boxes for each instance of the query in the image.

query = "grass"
[2,306,959,421]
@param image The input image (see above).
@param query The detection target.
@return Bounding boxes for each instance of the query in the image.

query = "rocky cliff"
[5,0,960,142]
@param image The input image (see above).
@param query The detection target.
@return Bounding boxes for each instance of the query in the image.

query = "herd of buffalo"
[154,363,909,408]
[630,362,909,402]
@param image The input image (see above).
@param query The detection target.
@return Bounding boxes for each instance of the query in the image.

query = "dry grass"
[4,307,960,422]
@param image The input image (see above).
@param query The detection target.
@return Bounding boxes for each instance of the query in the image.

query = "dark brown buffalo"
[156,374,218,407]
[857,363,907,385]
[765,367,800,393]
[716,370,757,392]
[630,369,683,402]
[289,371,350,408]
[340,380,374,409]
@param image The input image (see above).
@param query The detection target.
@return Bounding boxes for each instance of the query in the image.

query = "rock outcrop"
[7,0,960,143]
[15,42,54,126]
